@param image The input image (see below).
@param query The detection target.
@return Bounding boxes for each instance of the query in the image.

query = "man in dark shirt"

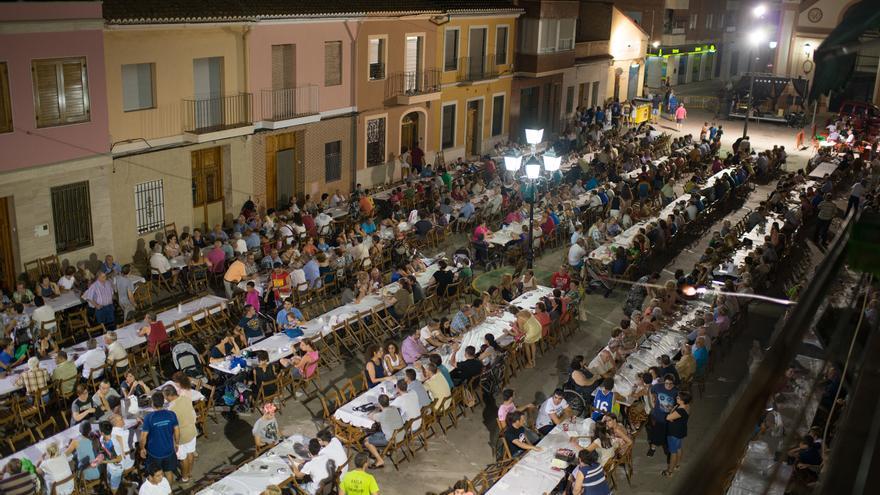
[503,411,541,458]
[236,304,264,346]
[658,355,681,384]
[414,213,434,238]
[450,345,483,386]
[432,260,454,297]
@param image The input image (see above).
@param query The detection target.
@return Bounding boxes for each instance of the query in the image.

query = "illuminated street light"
[652,41,660,48]
[769,40,778,49]
[749,28,767,46]
[753,4,766,17]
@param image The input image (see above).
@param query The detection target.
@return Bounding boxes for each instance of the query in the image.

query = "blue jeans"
[95,304,116,330]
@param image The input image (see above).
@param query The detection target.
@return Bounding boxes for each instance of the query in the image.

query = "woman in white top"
[520,270,538,292]
[383,341,406,376]
[37,442,74,495]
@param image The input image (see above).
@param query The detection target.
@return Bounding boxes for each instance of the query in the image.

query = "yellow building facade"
[434,12,521,163]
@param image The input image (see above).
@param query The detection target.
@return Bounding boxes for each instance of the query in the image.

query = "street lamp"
[743,28,768,138]
[508,129,558,269]
[752,4,766,18]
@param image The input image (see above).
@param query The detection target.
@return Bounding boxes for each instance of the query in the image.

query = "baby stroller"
[582,262,613,297]
[171,342,208,386]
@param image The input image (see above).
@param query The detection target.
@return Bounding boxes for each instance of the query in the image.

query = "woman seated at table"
[533,302,552,338]
[499,274,518,303]
[37,441,75,495]
[478,333,504,364]
[610,247,629,276]
[34,328,59,359]
[250,350,278,399]
[280,340,320,381]
[165,234,182,258]
[209,334,241,364]
[661,280,682,314]
[137,312,170,355]
[519,270,538,292]
[364,344,395,388]
[120,371,152,397]
[382,341,406,376]
[354,271,371,303]
[37,275,61,299]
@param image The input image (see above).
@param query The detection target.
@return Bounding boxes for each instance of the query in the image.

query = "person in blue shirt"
[595,106,605,125]
[303,257,321,288]
[245,229,261,250]
[591,378,616,421]
[0,339,22,371]
[693,336,709,373]
[360,217,377,236]
[140,390,180,485]
[420,165,434,178]
[460,198,475,220]
[597,188,609,205]
[275,299,304,327]
[101,255,122,275]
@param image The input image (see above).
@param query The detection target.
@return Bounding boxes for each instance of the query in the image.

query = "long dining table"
[0,294,228,396]
[210,258,453,375]
[332,287,552,430]
[196,434,309,495]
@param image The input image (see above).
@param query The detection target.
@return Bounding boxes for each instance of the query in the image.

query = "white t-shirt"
[851,182,865,199]
[139,478,172,495]
[301,454,331,493]
[567,243,587,266]
[418,326,437,347]
[391,391,423,430]
[31,304,57,330]
[536,397,569,429]
[319,437,349,474]
[58,275,76,290]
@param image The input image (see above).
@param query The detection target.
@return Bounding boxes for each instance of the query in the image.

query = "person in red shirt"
[540,212,555,236]
[550,265,572,291]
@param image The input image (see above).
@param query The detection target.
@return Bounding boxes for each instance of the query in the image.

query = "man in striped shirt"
[0,458,38,495]
[570,449,611,495]
[84,271,116,330]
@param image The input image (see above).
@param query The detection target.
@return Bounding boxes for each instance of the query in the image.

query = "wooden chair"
[132,282,153,311]
[50,474,76,495]
[6,429,36,452]
[23,259,42,283]
[378,425,411,470]
[37,417,60,439]
[255,377,284,412]
[77,471,104,494]
[40,255,63,281]
[13,394,42,427]
[436,395,458,433]
[150,268,175,294]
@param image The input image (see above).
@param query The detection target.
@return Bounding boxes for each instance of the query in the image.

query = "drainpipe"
[345,20,360,193]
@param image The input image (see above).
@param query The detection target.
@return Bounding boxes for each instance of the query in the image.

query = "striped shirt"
[572,462,611,495]
[0,471,39,495]
[84,279,115,307]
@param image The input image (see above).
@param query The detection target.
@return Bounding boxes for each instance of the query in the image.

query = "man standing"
[165,386,197,483]
[223,254,248,298]
[339,452,380,495]
[140,391,180,486]
[846,179,867,217]
[84,271,116,330]
[115,265,137,321]
[815,193,838,246]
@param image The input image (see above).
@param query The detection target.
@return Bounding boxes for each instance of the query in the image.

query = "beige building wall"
[103,26,246,145]
[109,136,253,266]
[0,155,114,273]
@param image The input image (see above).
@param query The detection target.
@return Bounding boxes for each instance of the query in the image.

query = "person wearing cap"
[253,402,280,449]
[15,356,50,403]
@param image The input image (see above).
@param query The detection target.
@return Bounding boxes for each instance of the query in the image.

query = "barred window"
[50,181,93,253]
[135,180,166,234]
[325,141,342,182]
[366,117,386,167]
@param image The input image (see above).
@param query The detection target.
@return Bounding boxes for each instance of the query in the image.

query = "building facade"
[435,7,522,161]
[0,1,112,290]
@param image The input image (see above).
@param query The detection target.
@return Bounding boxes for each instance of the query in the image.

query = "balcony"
[457,54,502,83]
[387,69,441,105]
[183,93,254,142]
[260,85,320,129]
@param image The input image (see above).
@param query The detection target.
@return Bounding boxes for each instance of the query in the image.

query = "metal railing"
[260,85,319,122]
[457,54,500,82]
[183,93,252,133]
[386,69,441,98]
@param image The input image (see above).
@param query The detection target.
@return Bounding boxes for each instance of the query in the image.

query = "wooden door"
[401,113,418,153]
[0,197,15,292]
[191,147,223,232]
[265,132,297,209]
[466,101,481,157]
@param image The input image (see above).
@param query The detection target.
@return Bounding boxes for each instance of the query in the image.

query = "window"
[444,29,460,71]
[496,26,509,64]
[558,19,576,51]
[0,62,11,133]
[441,103,456,149]
[272,44,296,89]
[706,14,713,29]
[689,14,697,30]
[324,41,342,87]
[366,117,386,167]
[121,63,154,111]
[491,95,504,136]
[51,181,93,253]
[565,86,574,114]
[325,141,342,182]
[368,37,386,80]
[191,147,223,207]
[134,180,165,235]
[538,19,576,53]
[32,57,90,127]
[539,19,559,53]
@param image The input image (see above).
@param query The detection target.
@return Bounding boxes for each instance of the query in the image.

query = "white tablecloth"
[486,418,595,495]
[0,295,227,396]
[489,221,542,247]
[808,161,837,178]
[332,288,551,429]
[196,435,309,495]
[211,261,447,375]
[23,291,84,316]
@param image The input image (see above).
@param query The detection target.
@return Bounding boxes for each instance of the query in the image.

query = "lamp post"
[504,128,560,269]
[743,27,768,138]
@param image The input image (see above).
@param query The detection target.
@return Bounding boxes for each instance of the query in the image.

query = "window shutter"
[272,44,295,90]
[34,63,61,126]
[0,63,11,133]
[325,41,342,86]
[61,60,88,123]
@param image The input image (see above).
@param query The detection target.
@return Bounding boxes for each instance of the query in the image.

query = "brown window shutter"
[61,59,88,123]
[34,62,61,126]
[325,41,342,86]
[272,44,296,90]
[0,63,11,133]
